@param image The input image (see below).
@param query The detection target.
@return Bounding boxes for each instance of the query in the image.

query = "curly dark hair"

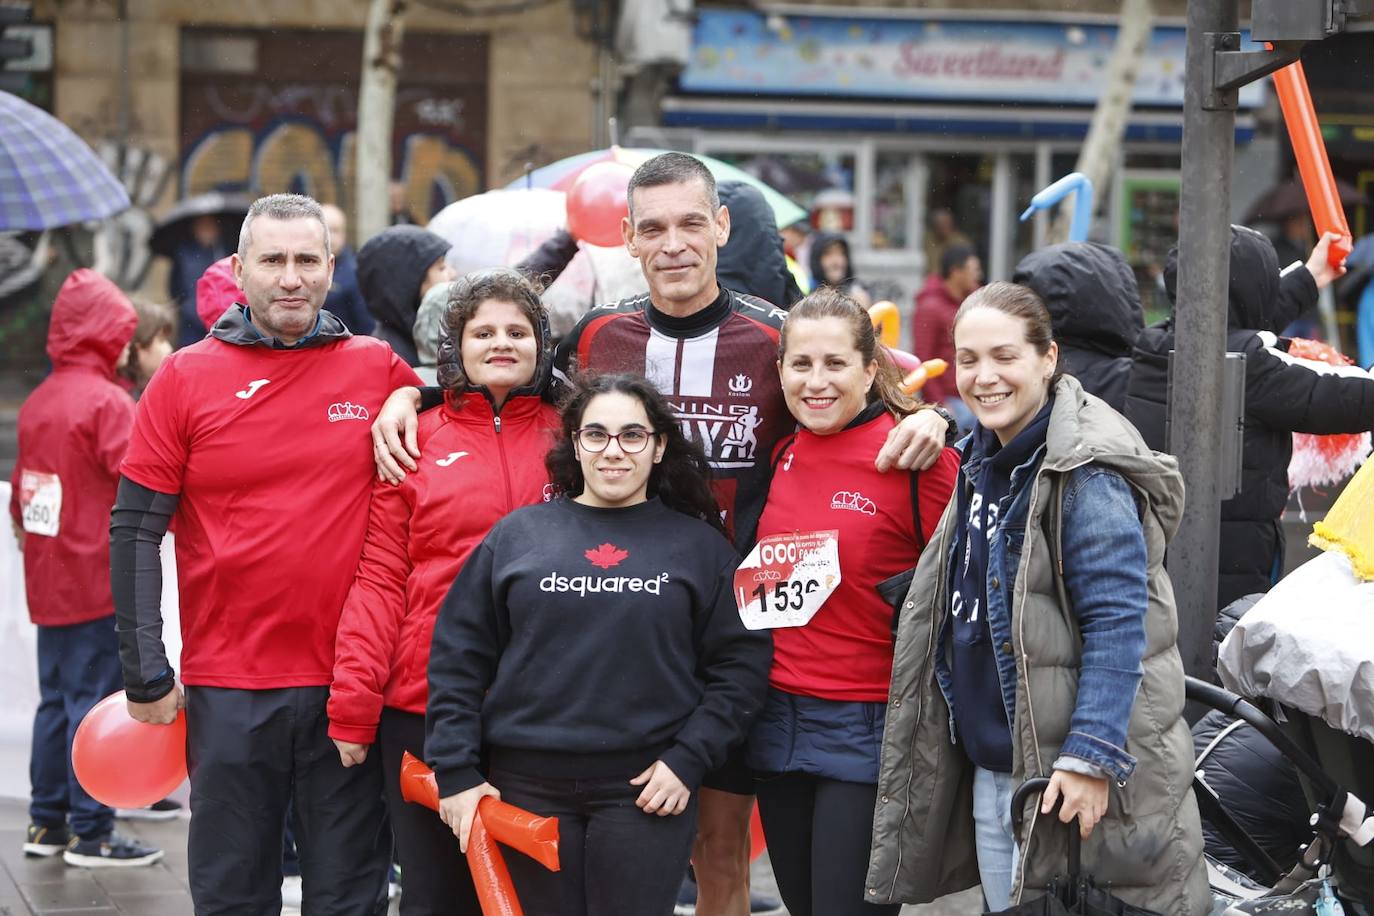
[545,373,725,535]
[437,267,547,393]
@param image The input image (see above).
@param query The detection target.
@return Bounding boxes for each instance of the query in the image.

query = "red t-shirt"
[120,335,420,689]
[756,411,959,701]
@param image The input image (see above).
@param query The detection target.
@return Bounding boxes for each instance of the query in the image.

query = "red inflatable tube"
[1271,58,1352,268]
[399,753,562,916]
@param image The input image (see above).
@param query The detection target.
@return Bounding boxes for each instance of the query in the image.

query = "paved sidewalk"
[0,797,978,915]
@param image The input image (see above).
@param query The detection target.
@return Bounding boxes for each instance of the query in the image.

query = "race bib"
[734,530,841,630]
[19,470,62,537]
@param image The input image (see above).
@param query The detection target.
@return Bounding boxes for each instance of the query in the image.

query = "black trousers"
[185,685,391,916]
[378,707,480,916]
[756,772,901,916]
[490,765,698,916]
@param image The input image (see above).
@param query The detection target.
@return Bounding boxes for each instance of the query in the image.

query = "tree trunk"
[355,0,407,245]
[1050,0,1154,244]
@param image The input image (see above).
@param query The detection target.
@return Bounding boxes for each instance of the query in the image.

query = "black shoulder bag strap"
[876,469,927,639]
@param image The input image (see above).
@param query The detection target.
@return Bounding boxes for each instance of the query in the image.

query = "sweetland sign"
[680,9,1265,109]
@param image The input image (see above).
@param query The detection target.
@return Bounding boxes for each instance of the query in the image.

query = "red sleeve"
[388,350,422,390]
[119,358,188,495]
[90,391,136,480]
[328,475,415,744]
[917,447,960,548]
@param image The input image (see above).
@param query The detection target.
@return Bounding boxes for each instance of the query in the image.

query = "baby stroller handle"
[1010,777,1081,879]
[1185,677,1339,797]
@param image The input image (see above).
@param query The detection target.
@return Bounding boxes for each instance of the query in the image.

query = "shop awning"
[660,96,1256,144]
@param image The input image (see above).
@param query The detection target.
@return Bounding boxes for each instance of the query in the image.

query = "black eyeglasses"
[574,427,655,454]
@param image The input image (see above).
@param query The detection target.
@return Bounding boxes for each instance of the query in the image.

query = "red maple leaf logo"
[585,543,629,569]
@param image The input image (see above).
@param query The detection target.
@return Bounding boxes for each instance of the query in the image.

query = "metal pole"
[1169,0,1237,682]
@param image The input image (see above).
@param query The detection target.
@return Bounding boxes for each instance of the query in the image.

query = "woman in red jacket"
[328,268,560,916]
[746,287,959,916]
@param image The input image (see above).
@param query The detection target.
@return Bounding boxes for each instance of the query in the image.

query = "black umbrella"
[986,779,1163,916]
[149,191,252,258]
[1244,178,1365,224]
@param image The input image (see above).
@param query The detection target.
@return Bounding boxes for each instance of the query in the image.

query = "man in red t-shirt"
[111,194,420,914]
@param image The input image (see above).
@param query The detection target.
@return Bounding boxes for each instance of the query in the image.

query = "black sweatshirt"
[425,497,772,797]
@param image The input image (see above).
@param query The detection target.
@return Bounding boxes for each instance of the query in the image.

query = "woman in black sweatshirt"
[425,373,772,916]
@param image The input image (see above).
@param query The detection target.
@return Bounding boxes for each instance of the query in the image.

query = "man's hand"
[1306,231,1349,290]
[333,739,369,768]
[630,760,690,816]
[1041,768,1110,839]
[371,387,423,484]
[127,683,184,725]
[438,782,502,853]
[875,407,950,472]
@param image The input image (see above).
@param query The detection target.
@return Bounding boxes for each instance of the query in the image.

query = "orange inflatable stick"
[869,302,901,348]
[467,815,522,916]
[1270,57,1352,268]
[901,359,948,396]
[399,753,561,916]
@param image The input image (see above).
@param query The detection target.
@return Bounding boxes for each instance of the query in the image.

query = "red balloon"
[72,690,186,809]
[566,161,632,248]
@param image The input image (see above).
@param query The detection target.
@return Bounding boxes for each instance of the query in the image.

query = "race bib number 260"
[19,470,62,537]
[733,530,841,630]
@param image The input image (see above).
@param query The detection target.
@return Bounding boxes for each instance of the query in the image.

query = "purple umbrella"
[0,91,130,230]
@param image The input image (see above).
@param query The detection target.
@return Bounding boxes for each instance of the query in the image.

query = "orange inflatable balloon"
[72,690,186,809]
[566,161,633,248]
[1271,58,1352,268]
[869,301,901,348]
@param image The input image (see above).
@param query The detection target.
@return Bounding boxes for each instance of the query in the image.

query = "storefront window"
[924,153,994,271]
[706,150,856,229]
[873,152,915,251]
[1009,153,1039,271]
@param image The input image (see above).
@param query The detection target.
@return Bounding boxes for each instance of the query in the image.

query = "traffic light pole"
[1170,0,1238,682]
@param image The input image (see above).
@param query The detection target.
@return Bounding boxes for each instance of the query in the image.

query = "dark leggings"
[378,708,481,916]
[756,772,901,916]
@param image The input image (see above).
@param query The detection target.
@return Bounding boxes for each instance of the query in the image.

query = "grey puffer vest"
[866,376,1209,914]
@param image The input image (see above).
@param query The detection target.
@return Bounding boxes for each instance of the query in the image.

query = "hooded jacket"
[1124,225,1374,608]
[356,225,452,366]
[329,347,560,743]
[911,273,963,403]
[10,270,138,626]
[808,232,866,299]
[1013,242,1144,412]
[867,376,1209,913]
[716,181,803,309]
[195,255,241,331]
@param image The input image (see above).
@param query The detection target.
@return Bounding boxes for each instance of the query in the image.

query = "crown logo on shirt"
[727,373,753,396]
[830,490,877,516]
[327,401,370,423]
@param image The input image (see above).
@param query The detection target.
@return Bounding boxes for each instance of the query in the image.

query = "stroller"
[1186,677,1374,913]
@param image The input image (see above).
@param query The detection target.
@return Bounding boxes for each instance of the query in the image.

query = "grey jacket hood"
[210,304,351,349]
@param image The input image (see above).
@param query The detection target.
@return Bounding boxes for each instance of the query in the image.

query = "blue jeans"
[29,615,123,839]
[972,767,1019,911]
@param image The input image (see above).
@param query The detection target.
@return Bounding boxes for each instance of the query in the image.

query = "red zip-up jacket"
[328,389,560,744]
[9,270,137,626]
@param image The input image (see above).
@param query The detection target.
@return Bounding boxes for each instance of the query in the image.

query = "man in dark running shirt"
[372,153,952,916]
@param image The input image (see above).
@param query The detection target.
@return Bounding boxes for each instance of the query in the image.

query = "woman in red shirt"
[747,287,959,916]
[328,269,560,916]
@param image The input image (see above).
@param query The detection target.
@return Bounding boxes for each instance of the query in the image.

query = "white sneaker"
[281,875,303,910]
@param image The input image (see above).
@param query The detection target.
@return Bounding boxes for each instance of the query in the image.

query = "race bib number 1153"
[733,530,841,630]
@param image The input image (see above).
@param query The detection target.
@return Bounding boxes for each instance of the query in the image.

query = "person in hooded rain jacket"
[808,232,871,308]
[1124,227,1365,610]
[357,225,456,366]
[9,270,165,868]
[329,269,561,916]
[1013,242,1144,413]
[716,181,804,310]
[867,281,1209,914]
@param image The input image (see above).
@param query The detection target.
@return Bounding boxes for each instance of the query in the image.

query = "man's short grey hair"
[237,193,331,258]
[626,152,719,221]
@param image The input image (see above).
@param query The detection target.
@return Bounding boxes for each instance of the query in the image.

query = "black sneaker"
[115,798,183,821]
[23,823,70,858]
[63,831,164,868]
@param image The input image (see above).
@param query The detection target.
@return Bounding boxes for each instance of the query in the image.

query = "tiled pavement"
[0,797,979,915]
